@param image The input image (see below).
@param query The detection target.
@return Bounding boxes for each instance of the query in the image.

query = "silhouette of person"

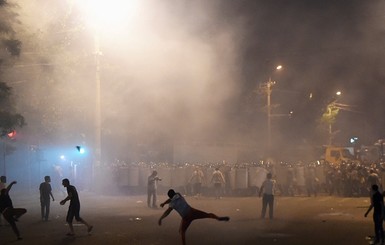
[0,175,6,190]
[211,168,225,199]
[158,189,230,245]
[147,170,161,208]
[0,181,27,240]
[259,172,276,219]
[189,166,204,198]
[60,178,93,236]
[39,176,55,221]
[0,175,6,226]
[364,184,384,245]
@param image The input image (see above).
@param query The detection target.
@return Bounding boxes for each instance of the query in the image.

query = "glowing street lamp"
[326,91,343,145]
[75,0,140,184]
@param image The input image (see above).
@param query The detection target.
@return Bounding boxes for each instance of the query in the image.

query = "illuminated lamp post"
[260,65,282,154]
[77,0,140,185]
[326,91,342,145]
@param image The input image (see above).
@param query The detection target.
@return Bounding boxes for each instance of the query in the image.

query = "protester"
[364,184,384,245]
[0,180,27,240]
[39,176,55,221]
[189,166,204,198]
[60,178,93,236]
[0,175,6,226]
[0,175,6,190]
[211,167,225,199]
[259,172,276,219]
[147,170,161,208]
[158,189,229,245]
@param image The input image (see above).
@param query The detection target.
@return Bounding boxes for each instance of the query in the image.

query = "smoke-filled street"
[0,190,375,245]
[1,1,385,244]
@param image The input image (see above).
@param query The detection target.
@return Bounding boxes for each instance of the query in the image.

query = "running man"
[60,178,93,236]
[158,189,230,245]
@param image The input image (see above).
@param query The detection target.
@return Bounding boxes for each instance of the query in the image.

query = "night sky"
[219,0,385,146]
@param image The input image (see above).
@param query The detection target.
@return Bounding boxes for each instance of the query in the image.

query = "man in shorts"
[158,189,230,245]
[60,178,93,236]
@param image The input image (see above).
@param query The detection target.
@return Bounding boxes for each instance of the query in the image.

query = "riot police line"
[92,160,385,197]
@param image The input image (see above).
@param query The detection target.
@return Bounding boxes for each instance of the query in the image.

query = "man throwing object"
[158,189,229,245]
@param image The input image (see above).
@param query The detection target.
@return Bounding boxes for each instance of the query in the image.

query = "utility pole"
[266,78,274,150]
[94,32,102,186]
[258,65,282,156]
[259,77,275,153]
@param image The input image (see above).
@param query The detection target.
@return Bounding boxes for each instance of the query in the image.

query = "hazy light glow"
[276,65,283,70]
[336,91,342,96]
[80,0,140,32]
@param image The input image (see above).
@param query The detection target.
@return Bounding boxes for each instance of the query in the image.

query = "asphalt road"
[0,191,375,245]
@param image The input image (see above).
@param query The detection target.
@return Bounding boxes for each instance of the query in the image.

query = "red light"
[7,130,16,139]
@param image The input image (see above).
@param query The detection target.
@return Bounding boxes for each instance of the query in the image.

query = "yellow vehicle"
[323,146,356,165]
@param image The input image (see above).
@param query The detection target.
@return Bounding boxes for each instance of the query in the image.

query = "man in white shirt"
[258,172,276,219]
[189,166,204,198]
[211,168,225,199]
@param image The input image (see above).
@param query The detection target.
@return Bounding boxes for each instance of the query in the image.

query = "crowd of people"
[276,161,385,198]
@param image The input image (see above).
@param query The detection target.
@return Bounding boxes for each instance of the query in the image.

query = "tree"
[5,1,94,144]
[0,1,25,136]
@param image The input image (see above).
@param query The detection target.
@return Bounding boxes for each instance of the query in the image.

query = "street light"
[325,91,341,145]
[76,0,140,185]
[324,91,360,145]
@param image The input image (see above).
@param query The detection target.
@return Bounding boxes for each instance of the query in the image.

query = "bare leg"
[3,211,21,239]
[13,208,27,219]
[76,217,93,233]
[180,219,192,245]
[190,208,229,221]
[68,222,75,235]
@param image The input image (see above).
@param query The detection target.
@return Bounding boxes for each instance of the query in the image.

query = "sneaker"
[218,216,230,221]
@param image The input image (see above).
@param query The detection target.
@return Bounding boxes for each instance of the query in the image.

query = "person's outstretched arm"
[158,207,173,226]
[160,198,171,208]
[365,204,373,217]
[6,181,17,193]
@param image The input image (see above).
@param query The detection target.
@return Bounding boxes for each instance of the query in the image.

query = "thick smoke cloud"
[5,0,385,165]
